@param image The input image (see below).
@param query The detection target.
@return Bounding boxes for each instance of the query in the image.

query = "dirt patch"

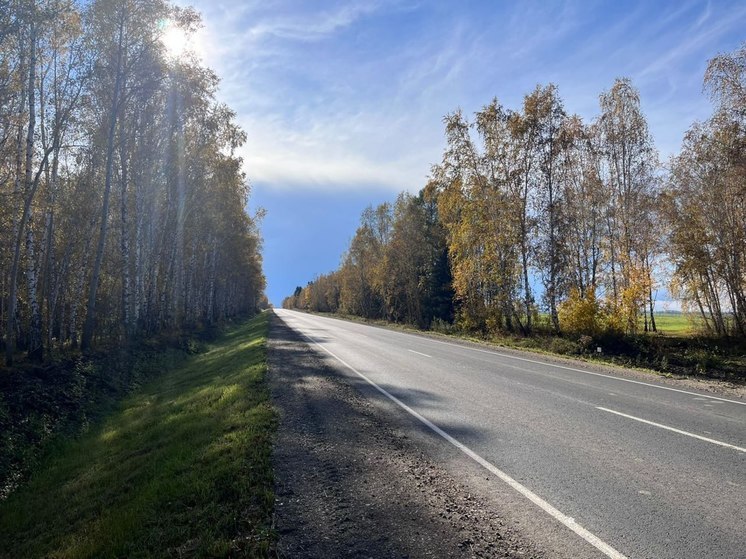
[268,312,543,558]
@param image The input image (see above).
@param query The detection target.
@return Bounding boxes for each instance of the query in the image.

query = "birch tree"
[596,78,659,333]
[1,0,265,364]
[666,43,746,336]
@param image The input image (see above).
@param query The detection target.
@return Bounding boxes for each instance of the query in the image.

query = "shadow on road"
[268,311,533,559]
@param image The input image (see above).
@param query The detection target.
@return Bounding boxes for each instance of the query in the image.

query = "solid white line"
[408,349,432,358]
[420,337,746,406]
[597,407,746,453]
[296,329,628,559]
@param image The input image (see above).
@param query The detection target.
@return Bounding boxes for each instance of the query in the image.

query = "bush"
[578,334,594,353]
[547,337,579,355]
[430,317,457,335]
[558,288,602,336]
[687,348,725,375]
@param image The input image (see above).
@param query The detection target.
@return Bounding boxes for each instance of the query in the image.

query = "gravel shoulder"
[268,311,545,559]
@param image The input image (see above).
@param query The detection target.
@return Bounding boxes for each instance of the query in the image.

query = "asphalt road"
[273,309,745,559]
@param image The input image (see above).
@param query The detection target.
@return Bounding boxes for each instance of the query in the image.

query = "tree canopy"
[1,0,265,365]
[285,42,746,341]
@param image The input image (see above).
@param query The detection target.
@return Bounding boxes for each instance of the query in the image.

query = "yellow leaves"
[558,288,602,336]
[603,259,651,335]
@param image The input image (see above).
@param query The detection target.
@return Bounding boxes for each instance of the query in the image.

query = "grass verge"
[0,313,275,558]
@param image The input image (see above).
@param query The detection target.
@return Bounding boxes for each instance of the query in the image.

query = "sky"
[173,0,746,306]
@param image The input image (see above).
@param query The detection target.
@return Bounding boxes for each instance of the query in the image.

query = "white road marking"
[408,349,432,358]
[296,328,628,559]
[287,311,745,407]
[596,407,746,453]
[417,337,746,407]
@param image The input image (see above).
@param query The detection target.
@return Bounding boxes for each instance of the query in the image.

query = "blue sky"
[175,0,746,306]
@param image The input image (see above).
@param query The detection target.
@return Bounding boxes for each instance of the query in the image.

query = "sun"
[160,20,191,59]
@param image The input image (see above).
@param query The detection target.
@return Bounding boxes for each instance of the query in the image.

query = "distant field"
[650,312,702,336]
[534,311,703,336]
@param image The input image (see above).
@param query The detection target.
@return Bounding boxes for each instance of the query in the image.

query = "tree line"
[285,193,455,329]
[1,0,265,366]
[284,43,745,340]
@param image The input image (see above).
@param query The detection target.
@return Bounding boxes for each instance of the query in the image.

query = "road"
[273,309,745,559]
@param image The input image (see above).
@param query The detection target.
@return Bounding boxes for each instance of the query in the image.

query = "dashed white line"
[285,310,745,407]
[410,337,746,407]
[597,407,746,453]
[297,328,628,559]
[408,349,432,358]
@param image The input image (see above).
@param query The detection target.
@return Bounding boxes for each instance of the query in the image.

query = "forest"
[0,0,265,364]
[283,43,746,375]
[0,0,265,496]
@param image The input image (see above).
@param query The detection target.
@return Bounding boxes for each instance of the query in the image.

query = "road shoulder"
[268,311,544,558]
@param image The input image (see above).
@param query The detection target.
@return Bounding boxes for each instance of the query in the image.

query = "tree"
[596,78,659,333]
[381,192,453,327]
[1,0,265,364]
[525,84,567,332]
[81,0,169,350]
[558,116,604,299]
[433,106,526,333]
[666,107,746,336]
[339,203,391,318]
[4,0,86,363]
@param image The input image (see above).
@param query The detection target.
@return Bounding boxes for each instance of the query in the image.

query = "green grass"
[651,312,700,335]
[0,313,275,558]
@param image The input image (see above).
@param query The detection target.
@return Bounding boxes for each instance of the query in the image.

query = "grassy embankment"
[0,313,275,558]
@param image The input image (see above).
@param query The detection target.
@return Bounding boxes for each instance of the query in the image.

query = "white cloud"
[239,108,441,191]
[244,2,384,42]
[180,0,746,191]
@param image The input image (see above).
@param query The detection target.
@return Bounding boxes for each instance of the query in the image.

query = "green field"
[0,314,275,559]
[649,312,702,336]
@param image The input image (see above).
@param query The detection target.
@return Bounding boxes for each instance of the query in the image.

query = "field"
[649,312,701,335]
[0,314,275,558]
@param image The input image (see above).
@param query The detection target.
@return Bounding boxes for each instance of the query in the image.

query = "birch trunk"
[4,25,27,365]
[6,17,44,364]
[206,237,217,322]
[120,128,131,337]
[81,14,124,350]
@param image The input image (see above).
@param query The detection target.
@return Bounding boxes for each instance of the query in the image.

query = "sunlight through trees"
[0,0,265,365]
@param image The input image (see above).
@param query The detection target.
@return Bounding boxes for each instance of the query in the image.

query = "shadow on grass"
[0,313,275,559]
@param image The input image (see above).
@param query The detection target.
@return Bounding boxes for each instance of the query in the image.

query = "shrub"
[430,317,456,335]
[558,288,602,336]
[547,337,580,355]
[578,334,594,353]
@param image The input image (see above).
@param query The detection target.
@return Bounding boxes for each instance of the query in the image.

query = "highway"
[273,309,745,559]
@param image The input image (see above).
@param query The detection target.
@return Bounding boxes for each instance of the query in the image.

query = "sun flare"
[160,21,191,58]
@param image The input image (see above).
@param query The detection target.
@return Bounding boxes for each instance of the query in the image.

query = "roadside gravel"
[269,312,544,559]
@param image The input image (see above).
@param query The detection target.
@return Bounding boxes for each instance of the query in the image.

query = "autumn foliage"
[286,43,746,343]
[0,0,265,366]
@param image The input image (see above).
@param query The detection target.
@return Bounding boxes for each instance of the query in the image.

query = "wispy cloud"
[636,1,746,81]
[244,2,383,42]
[180,0,746,191]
